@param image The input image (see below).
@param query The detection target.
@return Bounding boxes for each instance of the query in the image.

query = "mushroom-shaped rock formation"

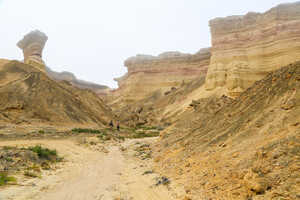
[17,30,48,71]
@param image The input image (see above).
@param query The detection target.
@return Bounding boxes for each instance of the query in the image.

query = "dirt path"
[0,138,181,200]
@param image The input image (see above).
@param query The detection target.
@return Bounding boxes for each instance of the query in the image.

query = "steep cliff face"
[113,48,211,103]
[206,2,300,97]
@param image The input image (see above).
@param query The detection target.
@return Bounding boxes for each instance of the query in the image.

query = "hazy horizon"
[0,0,295,88]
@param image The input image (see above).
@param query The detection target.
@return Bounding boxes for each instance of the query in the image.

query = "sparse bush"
[2,146,14,151]
[0,172,16,186]
[5,157,13,162]
[72,128,101,134]
[38,130,45,134]
[28,145,57,161]
[136,125,162,131]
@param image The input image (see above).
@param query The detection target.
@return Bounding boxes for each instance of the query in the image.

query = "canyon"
[1,1,300,200]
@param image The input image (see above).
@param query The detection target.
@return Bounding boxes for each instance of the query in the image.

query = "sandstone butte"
[206,1,300,97]
[112,49,211,103]
[113,1,300,102]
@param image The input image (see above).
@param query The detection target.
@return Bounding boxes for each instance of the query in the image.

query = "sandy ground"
[0,138,183,200]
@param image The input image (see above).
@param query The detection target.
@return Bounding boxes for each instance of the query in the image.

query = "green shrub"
[28,145,57,160]
[136,125,162,130]
[5,157,13,162]
[0,172,16,186]
[2,146,14,151]
[72,128,101,134]
[38,130,45,134]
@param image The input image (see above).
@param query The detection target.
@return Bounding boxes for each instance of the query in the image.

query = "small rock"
[244,171,271,194]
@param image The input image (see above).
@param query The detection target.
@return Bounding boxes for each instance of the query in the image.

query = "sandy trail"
[0,138,178,200]
[38,145,124,200]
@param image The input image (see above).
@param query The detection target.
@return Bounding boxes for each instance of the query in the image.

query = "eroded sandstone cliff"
[113,48,211,103]
[206,2,300,97]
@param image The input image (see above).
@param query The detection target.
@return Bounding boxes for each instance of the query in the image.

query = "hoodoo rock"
[113,48,211,103]
[17,30,48,71]
[205,2,300,97]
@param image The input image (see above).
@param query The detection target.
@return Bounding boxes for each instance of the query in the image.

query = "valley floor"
[0,137,184,200]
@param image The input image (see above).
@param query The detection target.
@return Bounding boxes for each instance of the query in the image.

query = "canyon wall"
[205,2,300,97]
[113,48,211,102]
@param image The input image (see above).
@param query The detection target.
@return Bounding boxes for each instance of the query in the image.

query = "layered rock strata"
[17,30,48,71]
[206,2,300,97]
[113,48,211,102]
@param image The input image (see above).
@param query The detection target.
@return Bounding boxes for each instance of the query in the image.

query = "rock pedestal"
[17,30,48,71]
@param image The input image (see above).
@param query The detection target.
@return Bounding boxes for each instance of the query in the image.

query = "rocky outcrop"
[0,61,114,126]
[45,67,110,95]
[205,2,300,97]
[113,48,211,102]
[17,30,48,71]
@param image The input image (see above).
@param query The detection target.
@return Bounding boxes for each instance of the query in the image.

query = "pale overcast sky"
[0,0,295,88]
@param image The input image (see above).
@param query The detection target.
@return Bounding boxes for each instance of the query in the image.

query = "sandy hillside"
[0,60,114,127]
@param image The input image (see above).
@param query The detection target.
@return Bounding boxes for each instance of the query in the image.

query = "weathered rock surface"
[114,75,207,127]
[113,48,211,103]
[206,2,300,97]
[0,61,114,127]
[155,62,300,199]
[17,30,48,71]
